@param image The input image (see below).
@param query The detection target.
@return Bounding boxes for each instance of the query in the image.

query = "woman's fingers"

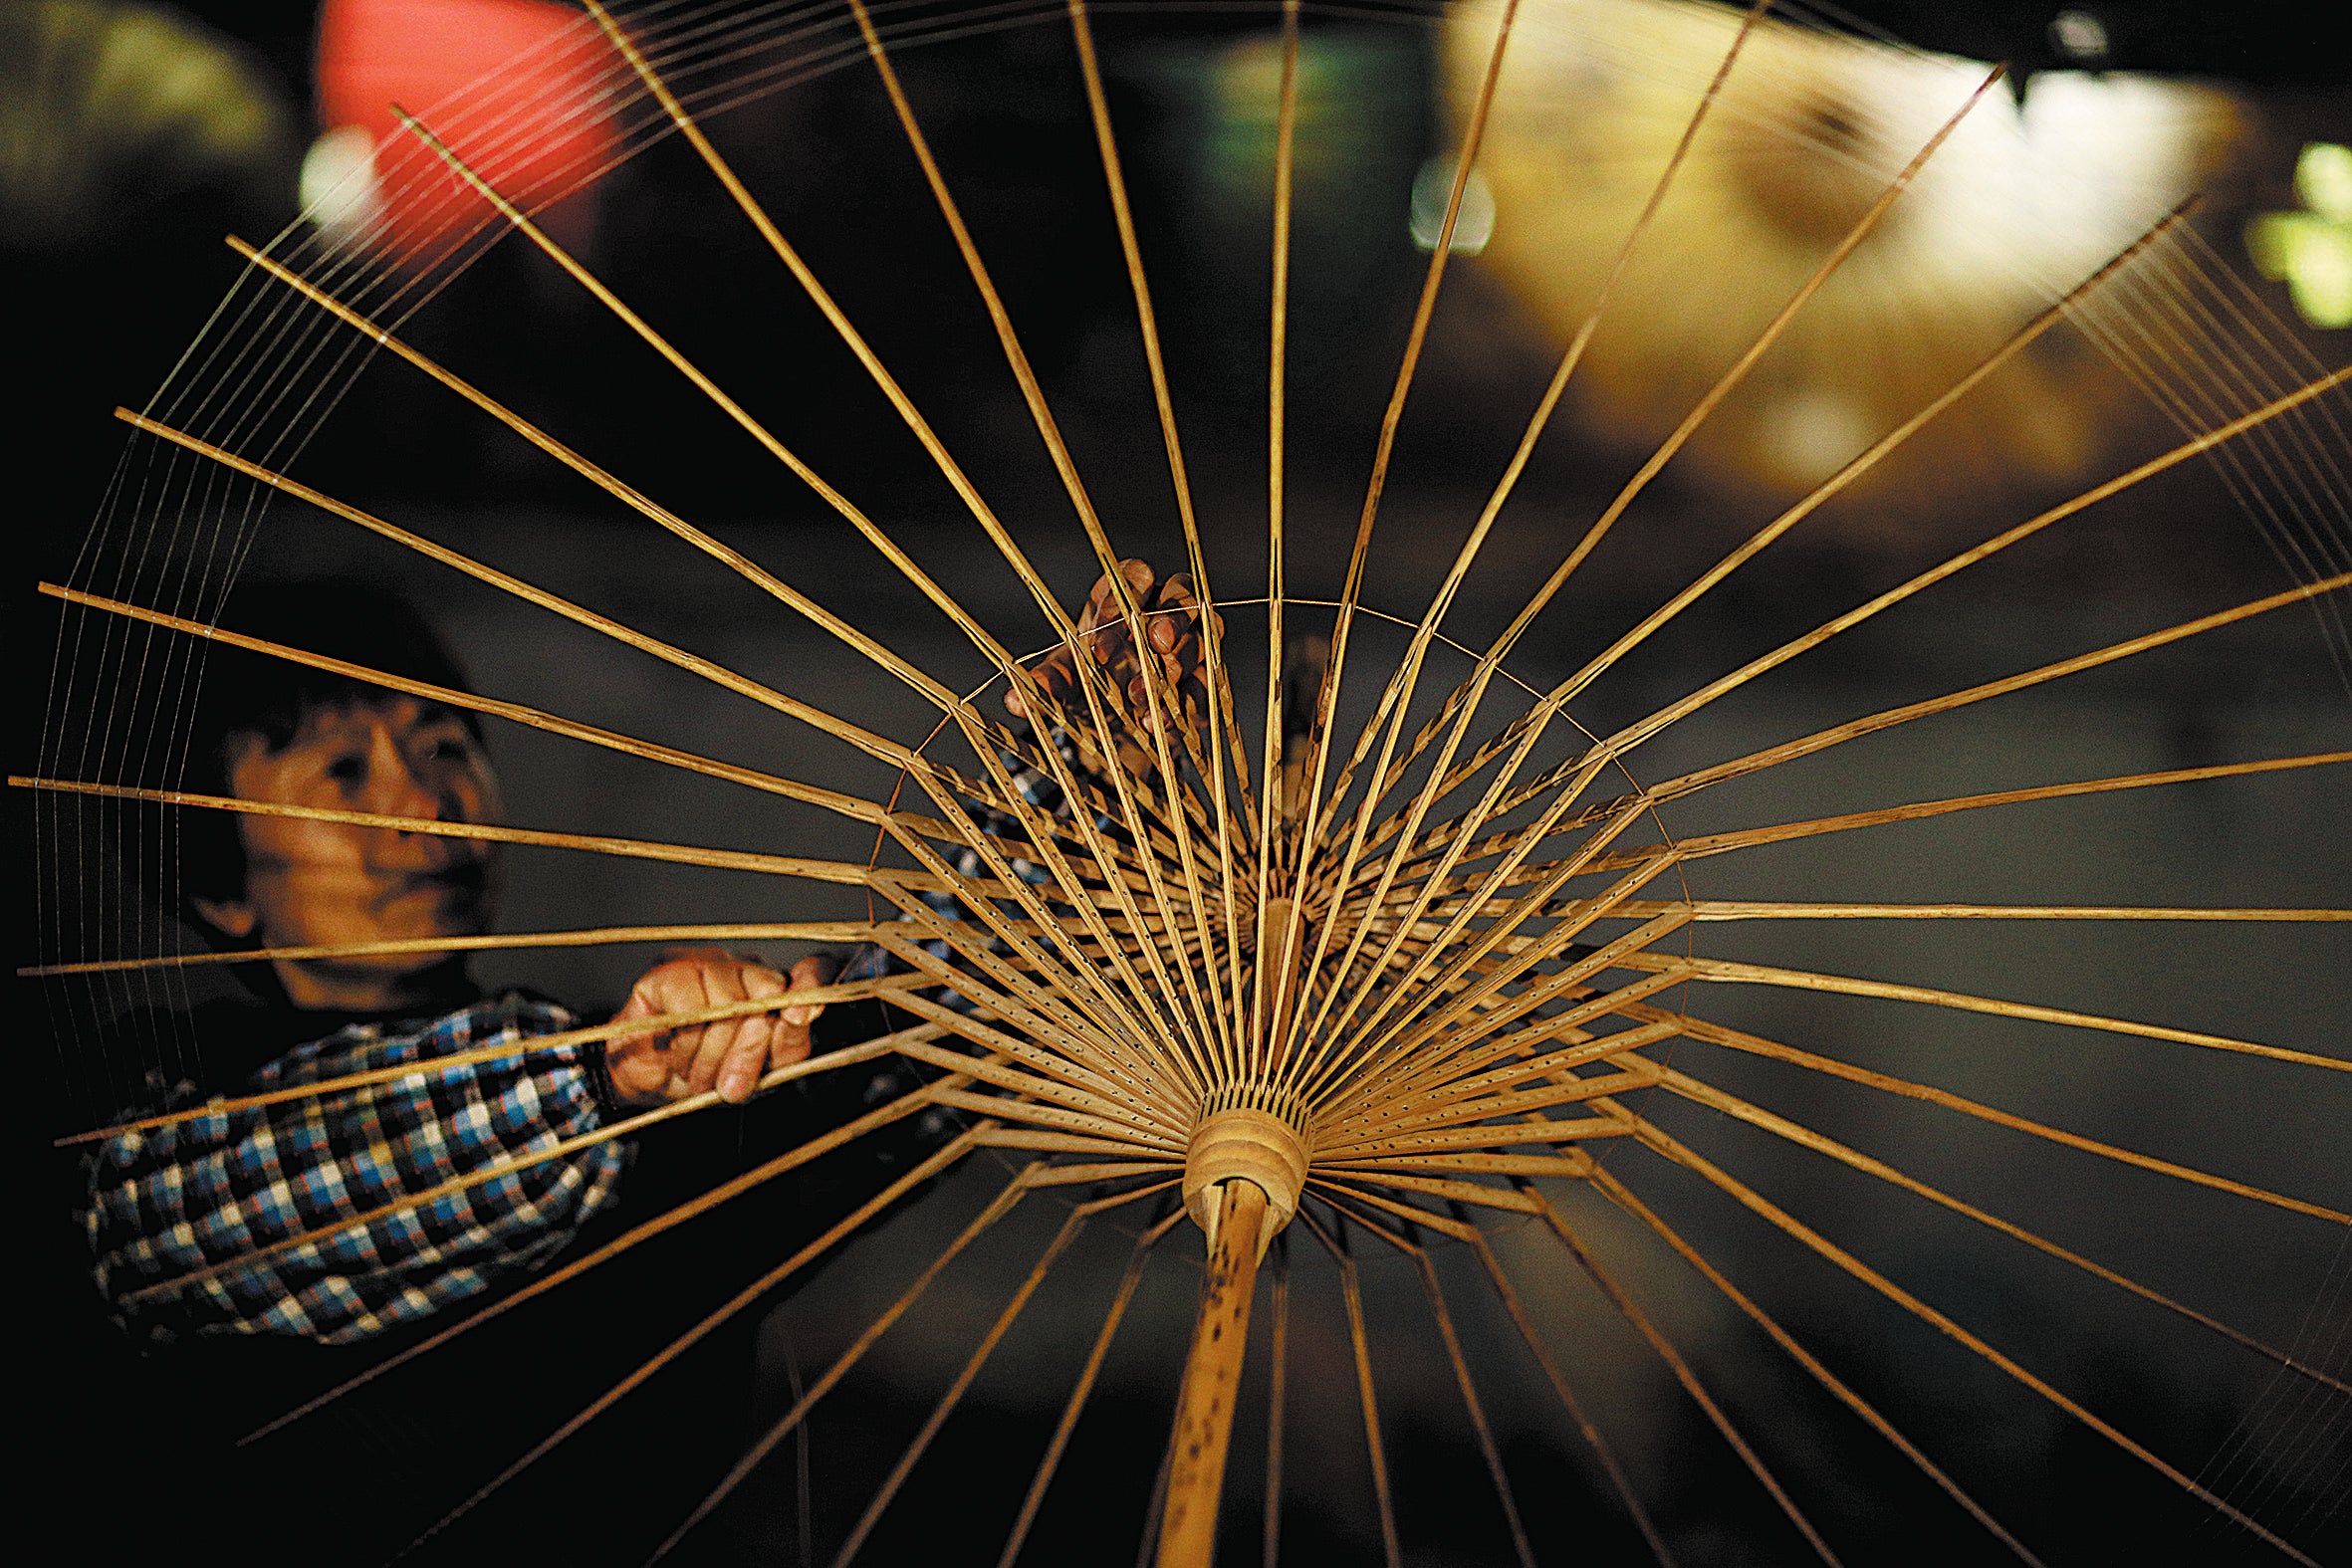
[785,953,835,1028]
[713,965,785,1103]
[1005,560,1215,741]
[605,989,676,1104]
[680,961,749,1098]
[605,951,810,1107]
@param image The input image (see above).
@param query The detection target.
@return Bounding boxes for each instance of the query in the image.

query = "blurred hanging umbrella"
[1438,0,2256,533]
[1,0,298,255]
[306,0,624,264]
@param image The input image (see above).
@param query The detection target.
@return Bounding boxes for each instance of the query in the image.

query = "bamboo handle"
[1157,1178,1270,1567]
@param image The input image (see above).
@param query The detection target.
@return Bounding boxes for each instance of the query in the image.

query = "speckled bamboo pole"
[1156,1179,1271,1568]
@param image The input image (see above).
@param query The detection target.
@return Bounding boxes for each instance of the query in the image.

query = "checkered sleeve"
[84,993,626,1345]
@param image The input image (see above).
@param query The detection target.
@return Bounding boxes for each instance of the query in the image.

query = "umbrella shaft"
[1157,1178,1271,1567]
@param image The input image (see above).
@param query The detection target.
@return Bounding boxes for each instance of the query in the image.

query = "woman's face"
[197,696,504,1009]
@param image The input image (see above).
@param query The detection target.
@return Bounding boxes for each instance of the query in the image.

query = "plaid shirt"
[86,738,1076,1345]
[87,993,622,1344]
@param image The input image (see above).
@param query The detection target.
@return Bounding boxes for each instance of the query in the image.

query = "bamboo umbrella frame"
[27,0,2352,1563]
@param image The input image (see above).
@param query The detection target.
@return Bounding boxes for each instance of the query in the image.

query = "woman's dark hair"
[180,580,482,909]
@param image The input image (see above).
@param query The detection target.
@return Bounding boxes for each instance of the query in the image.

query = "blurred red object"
[315,0,618,262]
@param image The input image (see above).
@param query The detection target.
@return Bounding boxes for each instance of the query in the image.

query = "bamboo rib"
[1319,1144,1623,1179]
[1136,1421,1179,1568]
[953,627,1227,1088]
[1019,1160,1183,1189]
[1340,904,1693,1108]
[864,865,1190,1084]
[1327,973,1684,1127]
[388,110,1018,682]
[1581,1165,2047,1565]
[875,774,1218,1106]
[1250,0,1301,1070]
[1365,186,2183,829]
[1521,1183,1842,1565]
[1611,566,2352,815]
[868,841,1165,1019]
[842,0,1257,894]
[43,579,894,825]
[215,239,1007,742]
[1296,801,1668,1102]
[394,104,1225,1068]
[1377,704,2352,928]
[1314,1170,1548,1217]
[917,1083,1183,1152]
[1623,1126,2325,1566]
[1314,65,2009,923]
[590,0,1095,661]
[1325,1023,1684,1151]
[1358,963,1700,1118]
[1615,953,2350,1074]
[887,1042,1177,1157]
[241,1064,970,1446]
[1285,1195,1538,1563]
[1646,1064,2350,1395]
[885,789,1207,1098]
[13,775,885,885]
[1055,0,1232,1069]
[1465,1232,1678,1566]
[1580,752,2352,877]
[1278,655,1630,1103]
[907,692,1224,1111]
[1298,1209,1405,1568]
[658,1162,1052,1562]
[889,723,1192,1042]
[1311,1058,1670,1161]
[1319,838,1680,1076]
[1314,0,1770,834]
[102,405,1022,808]
[998,1210,1190,1568]
[64,973,927,1147]
[1622,1004,2348,1223]
[1364,371,2352,866]
[20,919,877,980]
[868,984,1192,1143]
[415,1126,1003,1553]
[919,703,1229,1105]
[1415,1251,1535,1567]
[1297,614,1682,1070]
[1619,901,2351,924]
[832,1182,1178,1568]
[1262,1232,1290,1568]
[972,1128,1179,1161]
[867,907,1198,1123]
[1273,0,1526,1009]
[1282,783,1630,1104]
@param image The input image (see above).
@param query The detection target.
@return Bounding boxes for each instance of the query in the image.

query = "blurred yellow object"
[0,0,295,254]
[2246,142,2352,329]
[1440,0,2251,530]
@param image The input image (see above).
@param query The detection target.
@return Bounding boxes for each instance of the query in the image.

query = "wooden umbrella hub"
[1182,1106,1308,1251]
[1157,1099,1309,1567]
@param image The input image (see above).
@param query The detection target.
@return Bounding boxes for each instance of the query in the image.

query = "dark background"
[14,1,2349,1562]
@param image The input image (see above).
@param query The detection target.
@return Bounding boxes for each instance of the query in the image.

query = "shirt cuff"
[582,1040,625,1119]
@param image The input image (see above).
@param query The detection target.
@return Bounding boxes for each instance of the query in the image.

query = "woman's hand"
[604,949,835,1108]
[1007,560,1211,773]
